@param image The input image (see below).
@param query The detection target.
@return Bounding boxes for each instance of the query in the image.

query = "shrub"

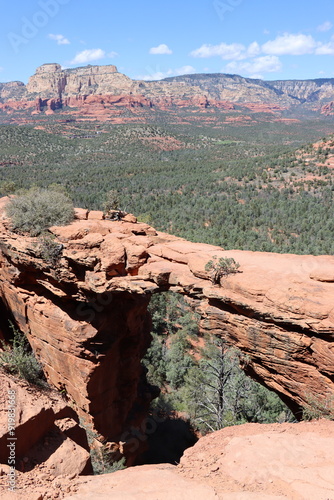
[83,422,127,475]
[205,256,240,285]
[0,181,17,196]
[0,323,46,386]
[302,393,334,421]
[36,234,63,266]
[104,189,120,213]
[6,187,74,236]
[91,449,126,475]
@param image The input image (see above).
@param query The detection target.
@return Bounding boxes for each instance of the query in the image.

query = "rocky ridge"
[2,63,334,119]
[0,197,333,445]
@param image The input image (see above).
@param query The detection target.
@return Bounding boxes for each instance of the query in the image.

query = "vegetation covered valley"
[1,113,334,255]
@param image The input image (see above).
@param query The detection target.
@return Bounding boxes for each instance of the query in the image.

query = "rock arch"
[0,205,333,459]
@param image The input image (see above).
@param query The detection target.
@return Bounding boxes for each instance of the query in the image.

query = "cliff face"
[2,63,334,114]
[269,79,334,102]
[165,73,334,105]
[0,199,333,450]
[26,63,133,98]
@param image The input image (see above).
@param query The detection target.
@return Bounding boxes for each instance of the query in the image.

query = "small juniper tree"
[104,189,120,213]
[205,256,240,285]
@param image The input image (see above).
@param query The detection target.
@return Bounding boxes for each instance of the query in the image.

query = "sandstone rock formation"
[0,372,92,476]
[2,63,334,120]
[4,420,334,499]
[0,199,333,460]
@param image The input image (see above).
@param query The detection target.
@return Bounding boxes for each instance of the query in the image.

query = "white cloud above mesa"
[190,32,334,76]
[149,44,172,55]
[190,41,263,60]
[136,65,196,81]
[263,32,334,56]
[317,21,333,32]
[191,33,334,59]
[262,33,317,55]
[48,34,70,45]
[190,42,247,60]
[314,35,334,55]
[70,49,118,65]
[225,56,282,78]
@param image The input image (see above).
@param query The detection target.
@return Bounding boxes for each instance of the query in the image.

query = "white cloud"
[190,42,246,60]
[48,34,70,45]
[190,41,261,60]
[70,49,106,65]
[136,69,173,80]
[262,33,317,55]
[136,65,196,81]
[107,51,118,58]
[149,44,172,55]
[248,74,264,80]
[191,32,334,62]
[317,21,333,32]
[189,32,334,80]
[226,55,282,77]
[175,65,196,75]
[246,41,261,58]
[315,39,334,55]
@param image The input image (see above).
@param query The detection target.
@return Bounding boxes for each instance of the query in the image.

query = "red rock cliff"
[0,200,333,454]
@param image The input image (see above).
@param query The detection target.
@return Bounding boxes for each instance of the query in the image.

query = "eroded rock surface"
[0,201,333,453]
[4,420,333,500]
[0,372,92,479]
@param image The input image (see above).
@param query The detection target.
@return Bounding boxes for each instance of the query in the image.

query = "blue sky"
[1,0,334,84]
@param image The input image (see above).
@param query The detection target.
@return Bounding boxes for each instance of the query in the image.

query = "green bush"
[205,256,240,285]
[6,187,74,236]
[83,421,127,475]
[91,449,126,475]
[0,323,46,386]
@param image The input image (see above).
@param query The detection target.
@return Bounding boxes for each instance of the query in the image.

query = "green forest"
[0,115,334,255]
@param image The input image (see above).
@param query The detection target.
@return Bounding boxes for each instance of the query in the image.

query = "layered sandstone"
[0,200,333,458]
[2,63,334,119]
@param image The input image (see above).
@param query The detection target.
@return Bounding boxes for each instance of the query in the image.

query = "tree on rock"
[205,256,240,285]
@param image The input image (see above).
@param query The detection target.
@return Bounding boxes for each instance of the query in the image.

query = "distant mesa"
[35,62,62,73]
[1,62,334,121]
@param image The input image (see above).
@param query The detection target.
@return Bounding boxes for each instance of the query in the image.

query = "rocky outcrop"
[0,200,333,457]
[321,101,334,115]
[5,419,334,499]
[269,78,334,102]
[0,372,92,475]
